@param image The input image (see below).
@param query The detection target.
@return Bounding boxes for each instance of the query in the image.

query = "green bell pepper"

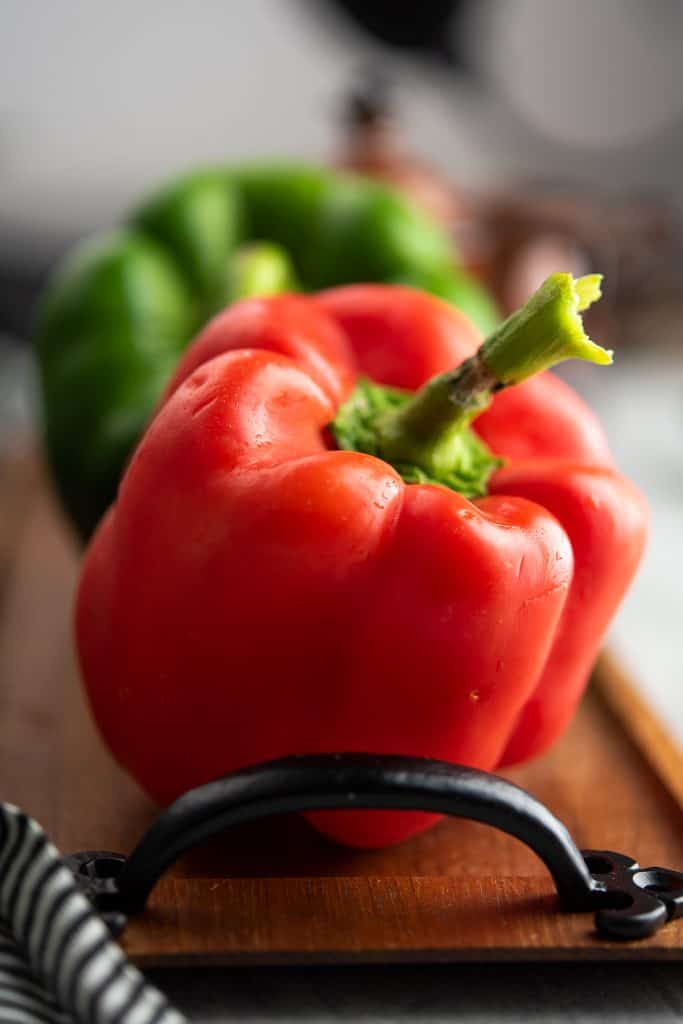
[35,162,499,537]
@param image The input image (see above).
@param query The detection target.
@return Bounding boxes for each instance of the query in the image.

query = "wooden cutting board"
[2,451,683,963]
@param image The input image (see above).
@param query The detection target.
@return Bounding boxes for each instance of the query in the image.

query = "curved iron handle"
[66,753,683,941]
[121,753,600,913]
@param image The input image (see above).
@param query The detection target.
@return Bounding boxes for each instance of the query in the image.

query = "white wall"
[2,0,683,249]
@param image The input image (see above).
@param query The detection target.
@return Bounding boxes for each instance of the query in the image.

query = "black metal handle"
[66,753,683,941]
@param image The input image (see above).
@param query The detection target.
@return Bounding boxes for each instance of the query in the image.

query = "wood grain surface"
[2,452,683,963]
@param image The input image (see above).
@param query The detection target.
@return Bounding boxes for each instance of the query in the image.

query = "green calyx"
[331,273,612,499]
[332,376,501,499]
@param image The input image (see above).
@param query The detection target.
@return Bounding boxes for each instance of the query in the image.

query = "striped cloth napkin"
[0,803,184,1024]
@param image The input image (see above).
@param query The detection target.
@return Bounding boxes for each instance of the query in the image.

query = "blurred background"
[1,0,682,736]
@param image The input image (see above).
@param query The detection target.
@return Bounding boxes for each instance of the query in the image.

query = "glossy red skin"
[163,294,356,408]
[491,460,647,765]
[77,285,645,847]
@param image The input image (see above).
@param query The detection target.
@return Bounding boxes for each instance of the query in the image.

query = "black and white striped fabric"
[0,803,185,1024]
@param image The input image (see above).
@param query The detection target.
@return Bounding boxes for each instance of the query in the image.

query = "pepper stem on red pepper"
[332,273,612,497]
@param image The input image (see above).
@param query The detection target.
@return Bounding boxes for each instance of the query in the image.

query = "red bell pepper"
[77,275,647,847]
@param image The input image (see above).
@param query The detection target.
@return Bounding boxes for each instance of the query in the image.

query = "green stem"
[480,272,609,384]
[375,273,611,479]
[223,241,300,303]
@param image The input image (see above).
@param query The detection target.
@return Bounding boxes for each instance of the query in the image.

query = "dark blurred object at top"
[324,0,469,68]
[337,75,683,342]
